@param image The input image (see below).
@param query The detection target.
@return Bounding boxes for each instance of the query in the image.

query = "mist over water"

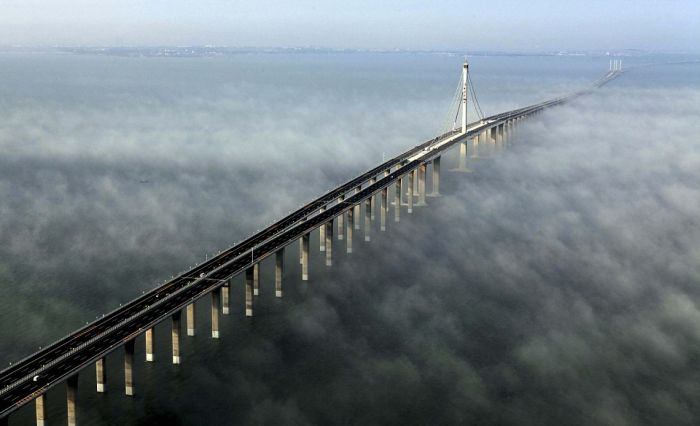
[1,53,699,425]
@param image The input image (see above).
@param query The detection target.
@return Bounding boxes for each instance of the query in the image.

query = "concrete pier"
[325,220,333,266]
[211,288,220,338]
[412,168,419,195]
[458,141,468,169]
[302,233,310,280]
[186,303,196,336]
[35,394,45,426]
[501,124,506,148]
[337,196,344,240]
[483,129,492,156]
[66,375,78,426]
[511,120,517,140]
[369,177,376,221]
[380,187,387,231]
[299,237,303,264]
[429,157,441,196]
[452,139,472,172]
[253,263,260,296]
[354,187,361,230]
[319,206,326,252]
[408,172,414,214]
[124,340,134,396]
[346,208,354,253]
[95,357,106,393]
[364,199,371,241]
[394,179,401,222]
[221,281,230,315]
[275,248,284,297]
[417,164,427,206]
[245,266,254,317]
[145,328,154,362]
[471,134,480,158]
[172,311,181,364]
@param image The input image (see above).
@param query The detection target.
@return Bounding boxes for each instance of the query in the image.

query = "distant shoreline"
[0,46,695,58]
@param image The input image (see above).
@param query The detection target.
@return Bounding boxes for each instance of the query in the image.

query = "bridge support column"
[337,197,344,240]
[429,157,441,196]
[408,172,414,214]
[496,124,503,149]
[245,266,254,317]
[369,177,376,221]
[380,187,387,231]
[222,281,230,315]
[66,375,78,426]
[124,339,134,396]
[394,179,401,222]
[275,248,284,297]
[253,263,260,296]
[364,199,371,241]
[302,233,310,280]
[325,220,333,266]
[354,187,361,230]
[145,328,154,362]
[405,169,418,199]
[96,357,106,393]
[35,394,46,426]
[452,139,472,172]
[186,303,196,336]
[346,208,354,253]
[211,288,220,338]
[299,238,303,264]
[483,129,492,157]
[172,311,181,364]
[417,164,427,206]
[319,206,326,252]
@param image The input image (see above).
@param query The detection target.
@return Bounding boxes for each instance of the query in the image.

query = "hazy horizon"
[0,1,698,52]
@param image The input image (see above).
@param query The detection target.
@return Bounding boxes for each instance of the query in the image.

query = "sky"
[0,0,698,51]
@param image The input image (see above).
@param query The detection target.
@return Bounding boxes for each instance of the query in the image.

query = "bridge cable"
[467,72,485,120]
[469,83,483,120]
[441,75,464,134]
[448,75,463,130]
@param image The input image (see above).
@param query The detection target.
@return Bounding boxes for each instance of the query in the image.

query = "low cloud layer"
[1,55,699,425]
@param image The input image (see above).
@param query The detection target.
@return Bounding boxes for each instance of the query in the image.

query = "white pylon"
[462,61,468,134]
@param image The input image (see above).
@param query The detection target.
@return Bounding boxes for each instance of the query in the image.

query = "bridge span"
[0,62,622,426]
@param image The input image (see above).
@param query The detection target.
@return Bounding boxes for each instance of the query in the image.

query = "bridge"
[0,59,623,426]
